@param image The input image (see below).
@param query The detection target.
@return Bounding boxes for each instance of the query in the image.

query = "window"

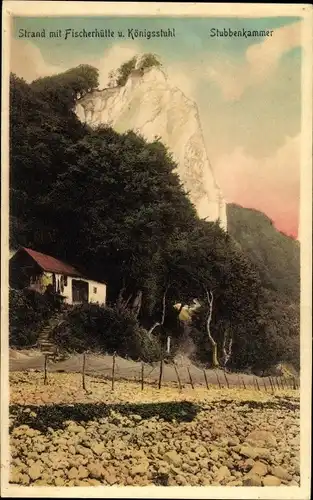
[64,276,68,286]
[93,287,97,294]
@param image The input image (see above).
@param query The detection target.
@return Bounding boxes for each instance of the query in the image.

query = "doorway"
[72,279,89,304]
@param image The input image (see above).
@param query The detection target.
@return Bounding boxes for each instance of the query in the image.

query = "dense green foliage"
[31,65,99,110]
[9,289,62,347]
[226,204,300,371]
[227,203,300,302]
[52,304,162,362]
[9,67,300,371]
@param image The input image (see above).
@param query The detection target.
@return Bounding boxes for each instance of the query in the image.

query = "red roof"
[21,247,82,277]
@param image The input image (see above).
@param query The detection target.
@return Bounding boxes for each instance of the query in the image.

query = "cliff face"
[76,65,227,230]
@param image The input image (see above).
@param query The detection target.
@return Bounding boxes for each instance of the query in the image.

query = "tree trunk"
[116,287,126,310]
[131,290,142,318]
[205,289,219,368]
[116,287,133,312]
[148,285,168,335]
[161,285,169,325]
[222,330,233,369]
[212,343,219,368]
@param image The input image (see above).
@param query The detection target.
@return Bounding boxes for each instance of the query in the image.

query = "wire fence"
[28,352,300,394]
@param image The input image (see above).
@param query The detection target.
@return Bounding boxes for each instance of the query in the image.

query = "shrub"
[52,304,162,362]
[132,327,162,362]
[9,288,62,347]
[115,53,161,86]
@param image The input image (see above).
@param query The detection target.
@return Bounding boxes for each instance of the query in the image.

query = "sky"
[11,16,302,238]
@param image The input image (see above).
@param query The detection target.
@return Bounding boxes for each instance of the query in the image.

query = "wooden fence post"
[263,379,268,392]
[44,354,48,386]
[158,358,163,389]
[255,377,260,391]
[111,352,116,391]
[215,371,222,389]
[187,367,194,390]
[223,370,230,389]
[141,362,144,391]
[203,369,209,390]
[82,352,86,391]
[174,363,182,391]
[241,377,246,390]
[269,377,275,393]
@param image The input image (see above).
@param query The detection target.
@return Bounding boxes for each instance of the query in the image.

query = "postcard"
[1,2,312,499]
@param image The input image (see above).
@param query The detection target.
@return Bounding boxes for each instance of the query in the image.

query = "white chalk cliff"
[76,61,227,230]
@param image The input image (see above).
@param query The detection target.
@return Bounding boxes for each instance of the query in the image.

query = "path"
[9,350,296,390]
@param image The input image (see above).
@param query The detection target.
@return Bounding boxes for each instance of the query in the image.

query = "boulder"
[243,473,262,486]
[262,475,282,486]
[77,466,89,479]
[130,461,149,476]
[87,463,105,479]
[271,465,292,481]
[239,445,257,459]
[91,442,106,456]
[28,462,42,481]
[163,451,182,467]
[250,461,268,477]
[67,467,79,480]
[246,430,277,448]
[214,465,231,483]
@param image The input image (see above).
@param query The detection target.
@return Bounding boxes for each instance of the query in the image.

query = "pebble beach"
[8,371,300,487]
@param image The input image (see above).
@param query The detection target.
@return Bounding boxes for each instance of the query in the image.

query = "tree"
[31,64,99,111]
[114,53,162,87]
[139,53,161,71]
[34,126,198,313]
[9,70,90,250]
[115,57,137,86]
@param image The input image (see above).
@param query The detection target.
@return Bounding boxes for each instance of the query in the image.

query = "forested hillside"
[9,66,300,372]
[227,203,300,302]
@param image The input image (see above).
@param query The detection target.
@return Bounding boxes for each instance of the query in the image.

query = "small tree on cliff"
[113,53,162,87]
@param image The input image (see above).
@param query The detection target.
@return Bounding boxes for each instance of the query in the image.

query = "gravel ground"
[9,372,300,487]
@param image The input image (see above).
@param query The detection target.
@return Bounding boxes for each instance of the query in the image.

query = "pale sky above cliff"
[11,16,302,237]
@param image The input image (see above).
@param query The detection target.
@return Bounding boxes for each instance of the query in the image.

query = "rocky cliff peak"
[75,61,227,231]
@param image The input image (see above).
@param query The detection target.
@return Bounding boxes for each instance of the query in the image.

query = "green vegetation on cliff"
[110,54,162,87]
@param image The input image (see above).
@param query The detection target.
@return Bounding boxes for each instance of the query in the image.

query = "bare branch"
[125,293,133,308]
[148,284,169,335]
[160,284,169,325]
[148,322,161,335]
[205,288,216,347]
[204,287,219,367]
[222,330,233,369]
